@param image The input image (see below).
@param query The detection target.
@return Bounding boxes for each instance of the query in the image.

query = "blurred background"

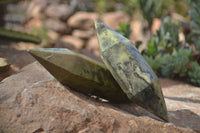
[0,0,200,87]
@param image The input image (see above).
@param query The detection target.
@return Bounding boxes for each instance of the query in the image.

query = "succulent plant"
[143,36,159,57]
[185,0,200,51]
[142,17,180,57]
[188,61,200,86]
[143,55,161,74]
[156,18,180,53]
[115,22,132,39]
[155,54,174,77]
[171,49,191,76]
[144,49,192,78]
[140,0,200,86]
[189,1,200,31]
[139,0,161,28]
[160,49,191,77]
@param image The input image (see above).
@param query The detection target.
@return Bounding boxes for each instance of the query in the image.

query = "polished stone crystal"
[95,20,168,121]
[29,48,129,103]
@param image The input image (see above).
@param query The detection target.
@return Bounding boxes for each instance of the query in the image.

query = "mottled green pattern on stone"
[29,48,129,103]
[95,20,168,121]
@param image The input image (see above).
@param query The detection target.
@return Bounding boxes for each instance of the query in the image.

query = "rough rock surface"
[0,62,198,133]
[86,35,99,56]
[72,29,95,40]
[25,18,43,29]
[47,30,60,42]
[45,4,72,20]
[68,12,98,30]
[44,19,68,34]
[161,79,200,132]
[101,11,130,29]
[59,35,84,49]
[26,0,63,19]
[54,40,76,50]
[0,42,37,80]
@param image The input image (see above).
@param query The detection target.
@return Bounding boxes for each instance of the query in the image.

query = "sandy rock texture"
[0,62,198,133]
[0,42,38,81]
[161,79,200,131]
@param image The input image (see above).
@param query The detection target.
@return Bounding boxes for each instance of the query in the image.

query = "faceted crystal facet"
[95,20,168,121]
[29,48,129,103]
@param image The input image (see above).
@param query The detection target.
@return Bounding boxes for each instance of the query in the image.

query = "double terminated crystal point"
[29,20,168,122]
[95,20,168,121]
[29,48,129,103]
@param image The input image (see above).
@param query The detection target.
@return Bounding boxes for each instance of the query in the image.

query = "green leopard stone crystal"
[95,20,168,121]
[29,48,129,103]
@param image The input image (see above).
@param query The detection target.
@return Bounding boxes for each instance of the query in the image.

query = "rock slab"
[0,62,197,133]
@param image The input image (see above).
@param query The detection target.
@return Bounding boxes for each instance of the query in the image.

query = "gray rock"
[85,35,99,56]
[26,0,64,19]
[26,0,48,19]
[68,12,98,30]
[45,4,72,21]
[54,40,76,50]
[0,44,36,81]
[44,19,68,34]
[59,35,84,49]
[0,62,197,132]
[72,29,94,40]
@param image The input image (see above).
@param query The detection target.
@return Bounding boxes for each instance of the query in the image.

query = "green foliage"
[160,49,191,77]
[142,16,200,86]
[158,54,174,77]
[95,0,115,14]
[135,41,142,49]
[95,0,138,15]
[115,22,132,39]
[143,37,159,57]
[187,33,200,51]
[95,0,110,13]
[143,55,161,74]
[144,49,192,78]
[138,0,188,30]
[139,0,161,27]
[156,18,180,53]
[188,0,200,27]
[188,61,200,86]
[171,49,191,75]
[143,17,180,57]
[30,26,52,47]
[115,0,139,16]
[30,26,48,41]
[174,1,188,17]
[186,0,200,51]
